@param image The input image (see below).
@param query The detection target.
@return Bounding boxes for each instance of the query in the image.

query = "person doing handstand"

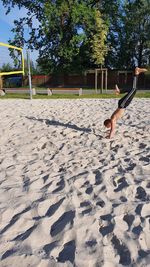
[104,67,147,138]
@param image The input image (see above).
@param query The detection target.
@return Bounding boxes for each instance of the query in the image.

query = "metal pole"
[27,49,32,100]
[0,76,3,90]
[101,70,103,94]
[105,69,108,92]
[95,69,98,93]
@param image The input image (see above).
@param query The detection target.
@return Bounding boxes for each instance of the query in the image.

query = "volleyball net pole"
[0,42,25,76]
[0,42,33,100]
[27,49,32,100]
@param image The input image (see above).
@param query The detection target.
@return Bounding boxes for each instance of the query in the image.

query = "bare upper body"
[108,108,124,138]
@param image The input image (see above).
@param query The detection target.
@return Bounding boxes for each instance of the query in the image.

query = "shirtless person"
[104,67,147,138]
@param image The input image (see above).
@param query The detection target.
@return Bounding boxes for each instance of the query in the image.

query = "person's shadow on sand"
[26,116,92,133]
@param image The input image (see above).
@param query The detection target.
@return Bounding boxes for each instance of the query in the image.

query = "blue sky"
[0,1,17,43]
[0,1,38,62]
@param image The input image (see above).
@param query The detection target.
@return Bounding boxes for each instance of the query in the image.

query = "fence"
[3,70,150,89]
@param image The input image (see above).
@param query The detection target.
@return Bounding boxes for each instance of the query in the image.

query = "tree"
[90,9,108,66]
[97,0,150,68]
[0,63,13,72]
[121,0,150,68]
[101,0,150,68]
[24,58,42,75]
[2,0,108,73]
[98,0,122,68]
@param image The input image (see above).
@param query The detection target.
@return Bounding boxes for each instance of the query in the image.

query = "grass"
[0,91,150,99]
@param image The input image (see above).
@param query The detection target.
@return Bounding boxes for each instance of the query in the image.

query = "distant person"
[104,67,147,138]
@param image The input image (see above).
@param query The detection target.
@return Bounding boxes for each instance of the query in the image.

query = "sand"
[0,98,150,267]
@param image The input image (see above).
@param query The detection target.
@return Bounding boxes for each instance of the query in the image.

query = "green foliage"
[0,63,13,72]
[98,0,122,68]
[38,1,108,73]
[118,0,150,68]
[24,58,42,75]
[1,0,150,70]
[90,10,108,66]
[1,0,108,73]
[97,0,150,68]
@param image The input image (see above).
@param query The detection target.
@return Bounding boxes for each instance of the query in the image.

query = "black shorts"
[118,76,137,109]
[118,88,136,108]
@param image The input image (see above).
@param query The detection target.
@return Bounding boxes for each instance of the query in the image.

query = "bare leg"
[114,84,129,94]
[114,84,120,95]
[135,67,147,75]
[115,67,147,95]
[118,67,147,109]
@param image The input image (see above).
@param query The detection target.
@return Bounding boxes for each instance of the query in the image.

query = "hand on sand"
[106,134,113,139]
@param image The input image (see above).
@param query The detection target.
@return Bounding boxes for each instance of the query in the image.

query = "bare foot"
[135,67,147,75]
[114,84,120,95]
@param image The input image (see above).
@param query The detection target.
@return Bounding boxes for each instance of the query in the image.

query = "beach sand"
[0,99,150,267]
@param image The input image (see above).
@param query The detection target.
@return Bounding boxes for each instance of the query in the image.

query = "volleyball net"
[0,42,24,76]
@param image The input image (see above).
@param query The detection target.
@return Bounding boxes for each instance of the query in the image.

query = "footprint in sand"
[96,199,105,208]
[57,240,76,264]
[12,224,37,242]
[45,197,65,217]
[139,156,150,165]
[0,205,31,236]
[99,214,114,237]
[132,224,143,236]
[85,185,93,195]
[135,186,147,201]
[22,176,30,192]
[93,170,103,185]
[50,210,75,237]
[1,247,18,260]
[42,174,50,183]
[80,201,92,215]
[52,177,65,194]
[123,214,135,231]
[111,235,131,266]
[126,163,136,171]
[43,241,58,258]
[114,177,129,192]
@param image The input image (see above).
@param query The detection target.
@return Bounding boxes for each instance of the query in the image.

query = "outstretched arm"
[108,119,116,139]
